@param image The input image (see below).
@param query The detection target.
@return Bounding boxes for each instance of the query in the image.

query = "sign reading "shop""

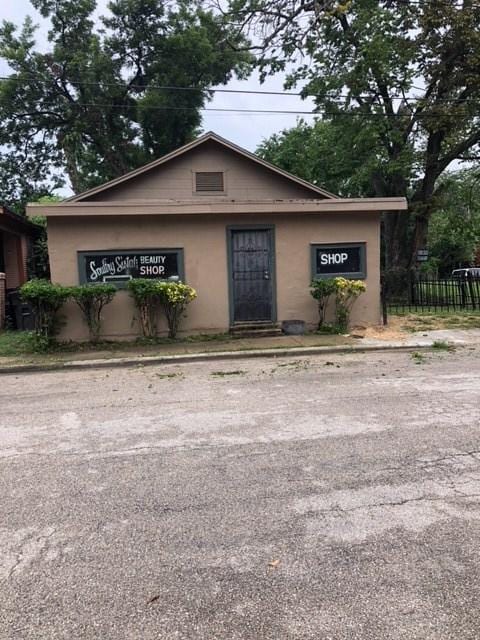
[77,249,184,286]
[312,243,366,279]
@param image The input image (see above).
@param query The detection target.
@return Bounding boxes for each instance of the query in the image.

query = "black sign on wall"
[311,243,366,279]
[78,249,184,285]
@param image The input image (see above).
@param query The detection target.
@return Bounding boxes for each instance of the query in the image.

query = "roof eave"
[27,197,408,217]
[0,205,39,234]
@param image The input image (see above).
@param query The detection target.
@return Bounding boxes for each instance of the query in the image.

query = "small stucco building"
[28,132,406,340]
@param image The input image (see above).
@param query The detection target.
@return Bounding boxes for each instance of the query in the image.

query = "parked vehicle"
[452,267,480,278]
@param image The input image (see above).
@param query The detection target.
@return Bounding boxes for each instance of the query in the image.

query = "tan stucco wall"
[82,141,324,202]
[47,212,381,341]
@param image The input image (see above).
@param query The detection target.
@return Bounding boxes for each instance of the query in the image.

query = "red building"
[0,205,36,328]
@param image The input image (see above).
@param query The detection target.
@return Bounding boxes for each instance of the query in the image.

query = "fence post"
[460,275,468,307]
[408,269,415,306]
[0,273,5,330]
[381,274,388,325]
[467,273,477,310]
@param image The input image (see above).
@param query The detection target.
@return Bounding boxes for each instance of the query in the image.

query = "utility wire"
[1,76,478,105]
[14,103,480,117]
[383,0,480,6]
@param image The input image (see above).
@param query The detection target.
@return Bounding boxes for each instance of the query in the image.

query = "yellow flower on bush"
[157,281,197,305]
[333,277,366,331]
[127,279,197,339]
[333,277,366,296]
[156,281,197,338]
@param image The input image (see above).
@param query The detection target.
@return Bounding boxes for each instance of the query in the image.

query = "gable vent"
[195,171,224,192]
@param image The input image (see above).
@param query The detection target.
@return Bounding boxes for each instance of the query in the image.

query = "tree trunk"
[383,210,412,271]
[411,214,429,267]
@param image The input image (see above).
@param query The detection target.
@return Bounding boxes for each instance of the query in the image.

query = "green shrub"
[310,277,366,333]
[20,279,71,345]
[127,279,197,339]
[70,284,116,343]
[310,278,337,328]
[127,279,161,338]
[156,281,197,338]
[333,277,366,332]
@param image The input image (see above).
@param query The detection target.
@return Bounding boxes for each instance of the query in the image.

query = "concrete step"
[230,322,283,338]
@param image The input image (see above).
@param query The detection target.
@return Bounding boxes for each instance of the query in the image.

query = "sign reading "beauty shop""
[77,249,184,285]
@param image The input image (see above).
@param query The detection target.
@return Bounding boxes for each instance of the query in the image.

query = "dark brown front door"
[231,229,274,323]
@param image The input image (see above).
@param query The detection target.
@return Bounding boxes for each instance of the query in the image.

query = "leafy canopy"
[228,0,480,267]
[257,119,374,197]
[427,168,480,274]
[0,0,251,204]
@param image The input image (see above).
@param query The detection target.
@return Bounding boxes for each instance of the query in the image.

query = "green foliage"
[28,216,50,279]
[228,0,480,268]
[127,279,162,338]
[27,197,62,279]
[310,277,365,332]
[70,284,116,342]
[432,340,452,351]
[127,279,197,338]
[19,279,71,346]
[0,0,251,202]
[156,281,197,338]
[428,170,480,276]
[333,277,366,332]
[310,278,337,328]
[258,120,372,197]
[411,351,427,365]
[0,331,39,357]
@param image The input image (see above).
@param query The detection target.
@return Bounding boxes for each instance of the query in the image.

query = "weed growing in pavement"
[431,340,454,351]
[411,351,427,364]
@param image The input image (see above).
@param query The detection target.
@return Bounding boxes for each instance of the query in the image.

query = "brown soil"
[362,316,408,341]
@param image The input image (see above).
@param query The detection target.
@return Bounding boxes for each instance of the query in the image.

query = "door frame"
[226,224,277,326]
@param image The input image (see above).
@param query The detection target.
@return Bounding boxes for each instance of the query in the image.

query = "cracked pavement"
[1,346,480,638]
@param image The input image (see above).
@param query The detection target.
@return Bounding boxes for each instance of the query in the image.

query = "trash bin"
[7,290,35,331]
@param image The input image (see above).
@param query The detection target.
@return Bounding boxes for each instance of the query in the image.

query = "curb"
[0,341,459,375]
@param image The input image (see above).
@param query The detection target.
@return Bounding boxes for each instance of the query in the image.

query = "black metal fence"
[382,270,480,315]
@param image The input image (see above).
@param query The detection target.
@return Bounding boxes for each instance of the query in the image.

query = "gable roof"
[67,131,339,202]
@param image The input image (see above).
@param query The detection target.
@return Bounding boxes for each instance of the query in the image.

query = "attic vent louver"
[195,171,224,192]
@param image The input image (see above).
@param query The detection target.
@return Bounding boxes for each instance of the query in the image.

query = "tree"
[257,118,376,197]
[28,195,63,280]
[226,0,480,269]
[427,169,480,275]
[0,0,250,204]
[0,146,64,215]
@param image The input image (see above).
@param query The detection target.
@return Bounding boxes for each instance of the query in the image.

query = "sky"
[0,0,318,153]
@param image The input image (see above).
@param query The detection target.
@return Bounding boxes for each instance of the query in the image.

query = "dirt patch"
[362,313,480,340]
[362,316,408,341]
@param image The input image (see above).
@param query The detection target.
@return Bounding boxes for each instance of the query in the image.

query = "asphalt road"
[2,346,480,639]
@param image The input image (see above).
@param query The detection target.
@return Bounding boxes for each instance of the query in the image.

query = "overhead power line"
[15,103,480,118]
[1,75,478,106]
[386,0,480,7]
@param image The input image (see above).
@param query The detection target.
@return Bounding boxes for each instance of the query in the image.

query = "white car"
[452,267,480,278]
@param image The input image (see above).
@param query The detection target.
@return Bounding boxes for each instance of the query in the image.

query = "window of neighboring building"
[194,171,225,193]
